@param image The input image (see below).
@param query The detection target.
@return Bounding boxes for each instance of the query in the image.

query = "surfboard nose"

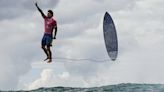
[105,12,109,15]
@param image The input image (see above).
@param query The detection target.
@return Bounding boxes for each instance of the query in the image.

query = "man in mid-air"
[35,2,57,63]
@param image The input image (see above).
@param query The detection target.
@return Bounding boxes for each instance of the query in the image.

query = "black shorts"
[42,34,52,47]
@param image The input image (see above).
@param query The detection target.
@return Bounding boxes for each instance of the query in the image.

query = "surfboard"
[103,12,118,61]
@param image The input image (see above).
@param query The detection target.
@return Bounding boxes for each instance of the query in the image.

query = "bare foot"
[44,57,49,61]
[47,59,52,63]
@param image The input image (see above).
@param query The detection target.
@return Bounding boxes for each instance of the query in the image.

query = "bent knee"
[47,47,51,50]
[41,46,46,49]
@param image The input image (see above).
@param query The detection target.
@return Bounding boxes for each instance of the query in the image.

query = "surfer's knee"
[47,46,51,50]
[41,46,46,49]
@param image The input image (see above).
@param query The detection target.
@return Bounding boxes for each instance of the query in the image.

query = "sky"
[0,0,164,91]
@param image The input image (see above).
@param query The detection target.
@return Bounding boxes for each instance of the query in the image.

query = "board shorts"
[42,33,53,47]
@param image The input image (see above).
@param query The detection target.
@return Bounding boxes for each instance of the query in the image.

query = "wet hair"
[48,10,53,16]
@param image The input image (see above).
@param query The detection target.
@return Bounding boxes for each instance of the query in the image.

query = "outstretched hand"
[35,1,38,7]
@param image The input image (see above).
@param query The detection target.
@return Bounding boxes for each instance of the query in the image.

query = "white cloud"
[1,0,164,90]
[55,0,139,25]
[28,69,87,90]
[54,0,164,87]
[0,0,59,20]
[0,0,61,89]
[23,0,164,89]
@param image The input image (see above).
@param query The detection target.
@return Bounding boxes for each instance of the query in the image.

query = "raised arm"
[35,2,46,18]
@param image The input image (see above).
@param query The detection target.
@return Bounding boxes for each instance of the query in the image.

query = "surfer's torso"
[44,17,57,34]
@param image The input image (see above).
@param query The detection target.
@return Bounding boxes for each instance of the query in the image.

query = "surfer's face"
[47,12,52,18]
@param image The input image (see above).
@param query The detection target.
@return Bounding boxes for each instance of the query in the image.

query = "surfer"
[35,2,58,63]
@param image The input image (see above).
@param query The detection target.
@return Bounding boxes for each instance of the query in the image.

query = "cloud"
[28,69,87,90]
[25,0,164,89]
[0,55,31,90]
[0,0,60,90]
[0,0,59,20]
[1,0,164,90]
[55,0,139,25]
[0,16,35,90]
[53,0,164,87]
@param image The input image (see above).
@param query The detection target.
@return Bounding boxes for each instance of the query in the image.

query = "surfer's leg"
[42,46,49,61]
[47,46,52,63]
[41,34,49,61]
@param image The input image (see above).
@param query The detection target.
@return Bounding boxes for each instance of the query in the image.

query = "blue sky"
[0,0,164,90]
